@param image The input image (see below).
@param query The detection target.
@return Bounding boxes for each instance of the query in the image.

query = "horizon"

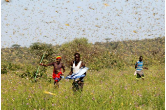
[1,36,164,49]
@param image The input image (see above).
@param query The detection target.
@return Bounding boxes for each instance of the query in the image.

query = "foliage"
[1,37,165,73]
[97,37,165,67]
[30,42,56,62]
[59,38,92,65]
[1,65,165,110]
[1,63,8,74]
[58,38,126,70]
[18,64,48,81]
[11,44,21,49]
[1,37,165,109]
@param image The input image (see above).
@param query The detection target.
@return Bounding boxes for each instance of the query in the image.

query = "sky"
[1,0,165,48]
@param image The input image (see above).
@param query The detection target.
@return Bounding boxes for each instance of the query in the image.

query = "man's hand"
[144,67,148,70]
[68,71,73,75]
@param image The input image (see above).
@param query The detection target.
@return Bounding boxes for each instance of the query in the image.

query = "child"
[135,56,148,80]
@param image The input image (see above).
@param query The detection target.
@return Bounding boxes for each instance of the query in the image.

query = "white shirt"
[73,61,82,74]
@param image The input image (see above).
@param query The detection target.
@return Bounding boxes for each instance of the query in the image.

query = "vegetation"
[1,37,165,109]
[1,65,164,110]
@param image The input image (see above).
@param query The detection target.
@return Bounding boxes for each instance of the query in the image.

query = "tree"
[30,42,55,62]
[11,44,21,49]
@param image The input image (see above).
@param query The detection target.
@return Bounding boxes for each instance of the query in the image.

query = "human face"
[75,54,80,63]
[56,59,61,64]
[139,57,143,61]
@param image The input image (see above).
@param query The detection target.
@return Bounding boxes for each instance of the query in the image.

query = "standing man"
[135,56,148,80]
[40,56,65,88]
[68,53,86,91]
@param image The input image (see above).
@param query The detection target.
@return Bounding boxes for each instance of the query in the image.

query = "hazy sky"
[1,0,165,48]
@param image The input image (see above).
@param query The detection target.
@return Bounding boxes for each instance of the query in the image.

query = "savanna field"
[1,37,165,110]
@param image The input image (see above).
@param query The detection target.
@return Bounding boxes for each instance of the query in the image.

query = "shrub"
[1,68,7,74]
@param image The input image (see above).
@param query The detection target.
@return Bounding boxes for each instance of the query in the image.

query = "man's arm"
[40,62,53,67]
[62,63,65,73]
[143,67,148,70]
[135,62,138,69]
[81,62,85,68]
[68,61,73,75]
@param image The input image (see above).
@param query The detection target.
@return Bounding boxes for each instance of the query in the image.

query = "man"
[40,56,65,88]
[68,53,86,91]
[135,56,148,80]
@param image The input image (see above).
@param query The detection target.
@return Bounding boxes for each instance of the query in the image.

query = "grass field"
[1,65,164,110]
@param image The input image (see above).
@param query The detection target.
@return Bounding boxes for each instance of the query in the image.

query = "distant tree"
[11,44,21,49]
[110,42,119,50]
[105,38,111,42]
[95,42,102,45]
[105,38,112,48]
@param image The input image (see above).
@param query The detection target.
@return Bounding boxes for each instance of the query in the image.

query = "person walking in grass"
[40,56,65,88]
[135,56,148,80]
[67,53,86,92]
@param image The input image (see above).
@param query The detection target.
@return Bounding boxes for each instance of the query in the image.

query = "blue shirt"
[135,61,143,71]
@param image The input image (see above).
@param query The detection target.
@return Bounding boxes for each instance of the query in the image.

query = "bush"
[19,64,47,80]
[1,68,7,74]
[1,65,7,74]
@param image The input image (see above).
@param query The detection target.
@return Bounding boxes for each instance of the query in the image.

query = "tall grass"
[1,65,164,110]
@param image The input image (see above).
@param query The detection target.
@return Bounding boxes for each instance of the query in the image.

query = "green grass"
[1,65,165,110]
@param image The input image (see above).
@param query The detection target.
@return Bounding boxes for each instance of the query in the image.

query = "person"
[135,56,148,80]
[40,56,65,88]
[68,53,86,91]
